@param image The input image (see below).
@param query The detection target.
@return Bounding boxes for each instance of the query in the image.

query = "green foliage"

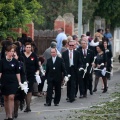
[82,0,98,24]
[0,0,42,39]
[35,0,98,29]
[94,0,120,28]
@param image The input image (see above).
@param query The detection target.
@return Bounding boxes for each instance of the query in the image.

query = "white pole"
[78,0,83,37]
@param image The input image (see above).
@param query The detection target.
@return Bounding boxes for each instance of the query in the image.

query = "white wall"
[113,28,120,57]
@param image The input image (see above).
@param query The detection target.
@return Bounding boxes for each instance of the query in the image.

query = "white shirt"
[69,50,73,66]
[89,40,99,47]
[52,56,56,64]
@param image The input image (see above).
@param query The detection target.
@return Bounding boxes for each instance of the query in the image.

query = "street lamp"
[78,0,82,37]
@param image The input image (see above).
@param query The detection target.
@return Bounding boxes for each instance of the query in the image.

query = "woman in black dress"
[22,42,39,112]
[0,45,21,120]
[93,44,108,93]
[103,40,113,80]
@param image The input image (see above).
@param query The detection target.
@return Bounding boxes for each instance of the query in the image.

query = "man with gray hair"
[43,41,61,65]
[77,40,94,98]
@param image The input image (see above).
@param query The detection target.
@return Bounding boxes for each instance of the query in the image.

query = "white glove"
[84,69,87,74]
[68,74,71,78]
[79,67,84,71]
[22,81,29,94]
[19,82,24,90]
[100,63,104,66]
[19,81,29,94]
[111,64,113,68]
[101,67,106,76]
[42,80,48,92]
[64,76,69,82]
[35,74,41,85]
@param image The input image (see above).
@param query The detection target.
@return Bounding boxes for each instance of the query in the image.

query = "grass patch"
[66,92,120,120]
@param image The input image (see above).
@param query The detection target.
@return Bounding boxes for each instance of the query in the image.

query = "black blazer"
[62,50,81,74]
[45,56,67,82]
[77,48,94,73]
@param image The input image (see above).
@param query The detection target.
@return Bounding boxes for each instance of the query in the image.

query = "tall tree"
[94,0,120,28]
[35,0,98,30]
[0,0,42,39]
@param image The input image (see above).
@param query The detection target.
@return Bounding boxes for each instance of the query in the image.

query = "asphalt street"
[0,62,120,120]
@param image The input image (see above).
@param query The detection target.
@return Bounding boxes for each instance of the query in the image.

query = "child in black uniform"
[13,51,26,118]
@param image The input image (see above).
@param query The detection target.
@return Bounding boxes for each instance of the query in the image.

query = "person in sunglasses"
[62,40,81,102]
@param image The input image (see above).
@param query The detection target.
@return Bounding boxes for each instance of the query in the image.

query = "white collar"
[52,56,57,59]
[69,50,73,52]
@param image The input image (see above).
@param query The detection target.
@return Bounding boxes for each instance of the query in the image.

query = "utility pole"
[78,0,82,37]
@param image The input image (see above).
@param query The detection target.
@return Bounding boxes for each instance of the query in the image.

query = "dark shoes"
[44,103,51,106]
[14,112,18,118]
[8,118,13,120]
[5,118,13,120]
[83,94,87,98]
[90,91,93,95]
[33,92,42,97]
[54,104,59,106]
[79,95,84,98]
[102,89,107,93]
[93,89,97,92]
[67,99,75,103]
[66,98,69,101]
[24,108,31,112]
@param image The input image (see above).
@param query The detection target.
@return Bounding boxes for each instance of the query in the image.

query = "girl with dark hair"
[38,56,46,96]
[93,44,108,93]
[13,51,26,118]
[103,40,113,80]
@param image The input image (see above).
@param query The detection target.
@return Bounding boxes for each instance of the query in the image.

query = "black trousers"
[78,72,84,96]
[46,80,61,104]
[75,77,79,96]
[67,66,76,100]
[88,73,93,92]
[78,72,92,96]
[38,76,45,92]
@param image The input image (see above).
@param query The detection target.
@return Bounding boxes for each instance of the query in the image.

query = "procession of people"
[0,28,114,120]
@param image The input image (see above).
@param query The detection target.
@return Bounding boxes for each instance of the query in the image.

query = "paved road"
[0,62,120,120]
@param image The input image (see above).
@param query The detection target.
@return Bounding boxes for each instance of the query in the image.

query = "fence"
[34,30,58,55]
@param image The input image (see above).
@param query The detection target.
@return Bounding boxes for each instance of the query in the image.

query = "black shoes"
[6,118,13,120]
[66,98,69,100]
[24,108,31,112]
[54,104,59,106]
[67,99,75,103]
[83,95,87,98]
[90,91,93,95]
[44,103,51,106]
[14,112,18,118]
[79,95,84,98]
[93,89,97,92]
[102,89,107,93]
[44,103,59,106]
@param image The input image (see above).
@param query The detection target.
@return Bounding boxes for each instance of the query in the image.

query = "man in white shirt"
[44,48,67,106]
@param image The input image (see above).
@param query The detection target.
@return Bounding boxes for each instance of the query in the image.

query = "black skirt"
[1,74,19,95]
